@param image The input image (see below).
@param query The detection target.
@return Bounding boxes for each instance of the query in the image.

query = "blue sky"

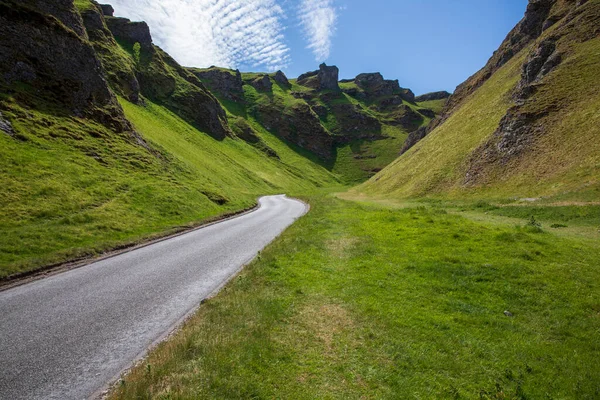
[106,0,527,95]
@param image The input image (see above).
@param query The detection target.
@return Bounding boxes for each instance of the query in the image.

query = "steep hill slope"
[357,0,600,201]
[0,0,339,277]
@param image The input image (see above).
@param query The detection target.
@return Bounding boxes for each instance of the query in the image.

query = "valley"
[0,0,598,398]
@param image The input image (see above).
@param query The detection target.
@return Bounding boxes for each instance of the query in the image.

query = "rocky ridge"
[402,0,588,155]
[464,0,600,185]
[0,0,131,133]
[191,60,438,166]
[414,91,451,102]
[0,0,440,178]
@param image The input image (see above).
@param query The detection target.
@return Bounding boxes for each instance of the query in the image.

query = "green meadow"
[110,194,600,399]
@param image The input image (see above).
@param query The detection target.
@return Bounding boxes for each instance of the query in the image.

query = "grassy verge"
[110,194,600,399]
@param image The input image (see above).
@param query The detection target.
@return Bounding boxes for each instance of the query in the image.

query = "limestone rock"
[0,112,14,137]
[311,105,328,119]
[273,70,291,88]
[192,68,244,102]
[414,91,451,102]
[248,75,273,92]
[418,108,436,119]
[317,63,340,91]
[105,17,153,49]
[99,4,114,17]
[400,127,428,155]
[385,105,423,131]
[297,63,340,91]
[329,103,382,143]
[19,0,87,37]
[354,73,415,102]
[80,3,141,103]
[256,101,334,161]
[144,48,230,139]
[0,1,130,132]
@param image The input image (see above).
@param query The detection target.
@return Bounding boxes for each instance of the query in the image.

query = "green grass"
[416,98,447,114]
[355,46,527,199]
[483,204,600,228]
[332,125,409,183]
[110,194,600,399]
[0,95,338,278]
[73,0,94,11]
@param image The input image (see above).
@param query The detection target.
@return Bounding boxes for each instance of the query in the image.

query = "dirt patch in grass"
[326,237,360,259]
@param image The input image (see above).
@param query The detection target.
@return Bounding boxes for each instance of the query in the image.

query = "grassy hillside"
[355,48,526,199]
[356,1,600,202]
[0,95,338,278]
[0,0,349,279]
[192,68,434,184]
[110,194,600,399]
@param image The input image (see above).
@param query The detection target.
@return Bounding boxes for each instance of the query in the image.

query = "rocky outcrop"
[400,127,427,154]
[230,117,279,159]
[297,63,340,91]
[148,48,231,139]
[417,108,436,119]
[414,91,451,102]
[80,3,141,103]
[192,67,244,102]
[0,111,14,137]
[375,95,403,110]
[317,64,340,91]
[0,0,131,132]
[274,70,291,88]
[248,75,273,92]
[354,73,415,102]
[329,103,382,141]
[99,4,114,17]
[256,101,334,161]
[19,0,87,37]
[105,16,153,50]
[311,104,328,119]
[355,73,395,96]
[105,14,230,139]
[384,105,423,131]
[514,37,562,103]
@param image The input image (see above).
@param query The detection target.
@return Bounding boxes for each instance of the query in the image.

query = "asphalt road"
[0,195,307,400]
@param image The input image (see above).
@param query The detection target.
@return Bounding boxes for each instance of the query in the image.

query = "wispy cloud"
[298,0,337,61]
[105,0,291,71]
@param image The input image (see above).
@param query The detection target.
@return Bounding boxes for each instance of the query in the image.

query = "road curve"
[0,195,307,400]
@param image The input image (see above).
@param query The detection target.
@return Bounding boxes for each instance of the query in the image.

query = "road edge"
[0,201,262,292]
[95,195,310,400]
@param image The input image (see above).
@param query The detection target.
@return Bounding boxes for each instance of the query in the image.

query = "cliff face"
[99,11,231,139]
[0,0,131,133]
[190,68,245,103]
[190,63,436,172]
[80,3,141,103]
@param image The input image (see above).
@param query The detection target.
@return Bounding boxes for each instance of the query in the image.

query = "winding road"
[0,195,307,400]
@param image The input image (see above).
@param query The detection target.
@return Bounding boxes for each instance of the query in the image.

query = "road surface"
[0,195,307,400]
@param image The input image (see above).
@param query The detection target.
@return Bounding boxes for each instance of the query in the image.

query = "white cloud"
[105,0,291,71]
[298,0,337,61]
